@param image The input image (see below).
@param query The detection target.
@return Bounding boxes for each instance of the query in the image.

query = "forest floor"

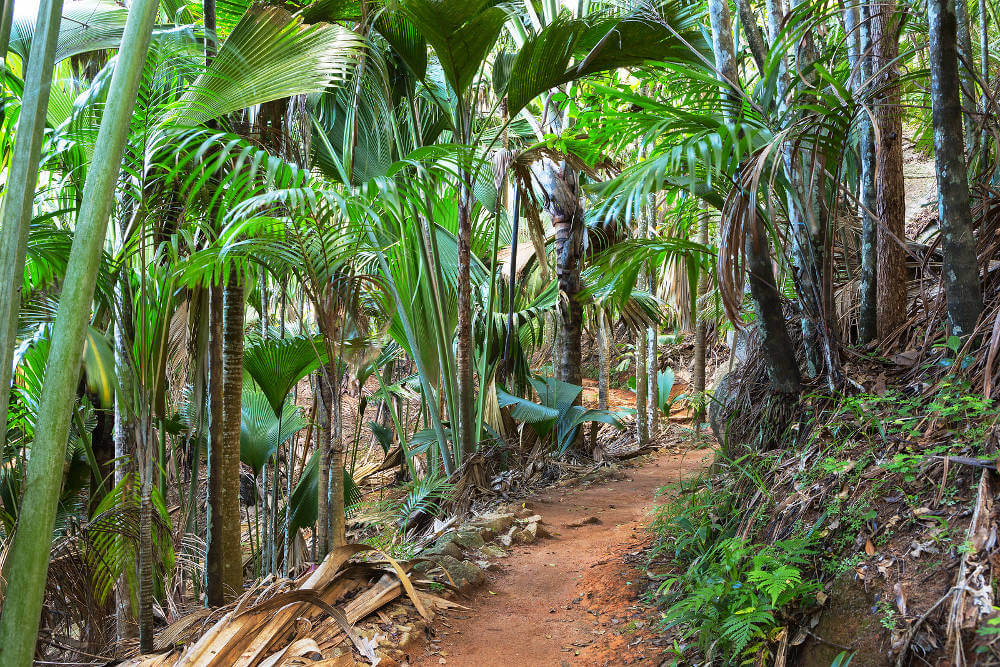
[409,441,714,666]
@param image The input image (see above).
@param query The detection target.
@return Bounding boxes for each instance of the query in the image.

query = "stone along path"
[410,446,714,667]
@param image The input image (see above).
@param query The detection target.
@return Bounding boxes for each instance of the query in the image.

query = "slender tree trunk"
[597,313,610,411]
[857,1,879,343]
[979,0,989,160]
[0,0,14,111]
[315,367,330,556]
[220,279,244,598]
[635,317,648,446]
[329,375,346,548]
[456,179,475,460]
[206,284,226,604]
[0,0,160,658]
[553,211,584,388]
[929,0,984,336]
[0,0,66,451]
[954,0,981,154]
[647,325,658,438]
[746,220,802,393]
[737,0,769,73]
[693,213,709,421]
[872,0,908,338]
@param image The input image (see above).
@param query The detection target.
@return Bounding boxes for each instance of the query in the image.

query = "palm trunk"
[693,214,709,421]
[872,1,907,339]
[329,379,346,548]
[0,0,67,452]
[857,1,879,343]
[590,311,610,452]
[718,0,801,394]
[737,0,769,73]
[928,0,985,336]
[597,313,610,410]
[647,325,658,438]
[954,0,980,155]
[635,309,649,447]
[456,179,475,460]
[220,279,244,597]
[553,206,584,388]
[206,284,226,604]
[316,364,333,556]
[0,0,160,658]
[979,0,989,160]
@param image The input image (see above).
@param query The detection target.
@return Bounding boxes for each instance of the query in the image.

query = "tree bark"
[872,0,908,339]
[693,213,709,420]
[315,367,331,557]
[220,279,244,598]
[928,0,984,336]
[954,0,980,154]
[206,284,225,604]
[0,0,160,657]
[857,1,879,343]
[737,0,769,74]
[456,178,475,460]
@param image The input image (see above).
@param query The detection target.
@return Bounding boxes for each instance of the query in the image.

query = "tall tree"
[872,0,907,338]
[856,1,878,343]
[717,0,801,394]
[0,0,162,658]
[0,0,66,451]
[928,0,984,336]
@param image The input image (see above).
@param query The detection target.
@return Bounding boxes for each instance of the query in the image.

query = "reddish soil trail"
[410,446,714,667]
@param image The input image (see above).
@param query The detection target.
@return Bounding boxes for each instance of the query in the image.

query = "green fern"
[396,472,454,530]
[719,606,773,657]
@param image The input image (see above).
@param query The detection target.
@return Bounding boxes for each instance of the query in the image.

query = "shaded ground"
[408,444,714,666]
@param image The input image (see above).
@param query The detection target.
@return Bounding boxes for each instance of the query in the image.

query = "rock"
[436,555,486,590]
[497,526,515,547]
[480,544,508,559]
[469,512,516,540]
[451,529,485,550]
[511,522,544,544]
[424,537,463,561]
[565,516,602,528]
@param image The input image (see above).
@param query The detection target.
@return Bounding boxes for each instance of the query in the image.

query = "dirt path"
[410,446,714,667]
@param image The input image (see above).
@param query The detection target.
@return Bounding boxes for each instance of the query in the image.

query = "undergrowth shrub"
[649,473,820,664]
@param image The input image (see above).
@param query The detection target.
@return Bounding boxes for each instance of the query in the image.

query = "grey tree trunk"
[0,0,160,658]
[872,1,907,339]
[0,0,66,452]
[857,1,879,343]
[647,325,658,439]
[954,0,980,154]
[928,0,985,336]
[693,213,709,421]
[635,316,648,446]
[316,364,332,556]
[737,0,769,73]
[978,0,989,159]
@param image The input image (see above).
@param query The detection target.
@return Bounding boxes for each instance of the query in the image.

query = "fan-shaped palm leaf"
[173,5,361,126]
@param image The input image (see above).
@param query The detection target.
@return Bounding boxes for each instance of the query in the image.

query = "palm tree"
[0,0,162,657]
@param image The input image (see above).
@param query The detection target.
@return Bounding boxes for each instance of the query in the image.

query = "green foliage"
[657,536,819,661]
[649,475,820,663]
[496,375,624,453]
[397,471,454,530]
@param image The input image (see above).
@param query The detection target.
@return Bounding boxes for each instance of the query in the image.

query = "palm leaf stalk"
[0,0,161,658]
[0,0,67,456]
